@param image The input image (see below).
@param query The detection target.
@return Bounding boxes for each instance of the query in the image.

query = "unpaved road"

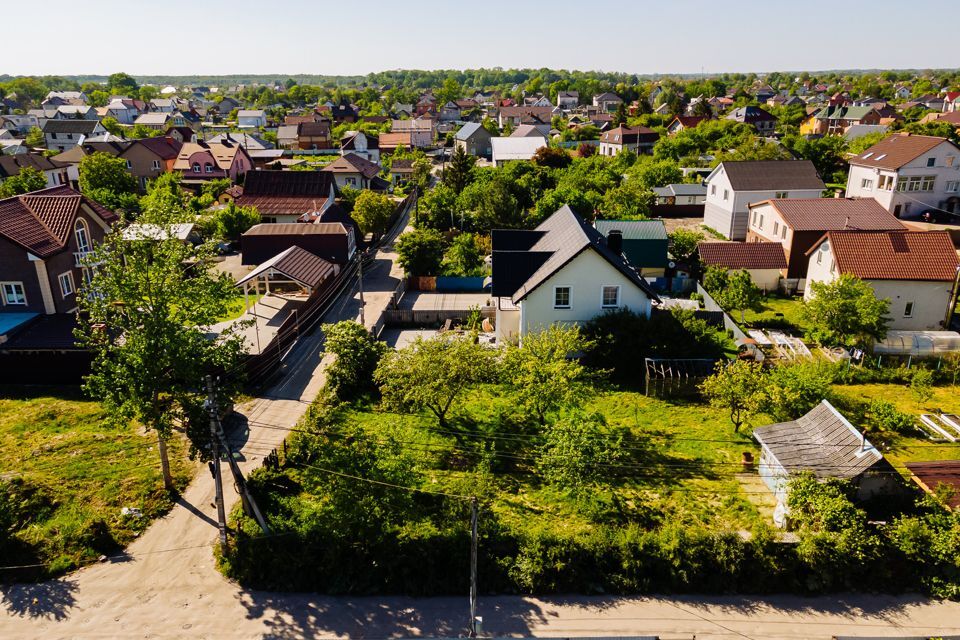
[3,220,960,638]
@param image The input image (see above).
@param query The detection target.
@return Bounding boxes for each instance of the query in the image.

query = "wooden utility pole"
[205,375,228,550]
[358,256,366,326]
[469,496,479,637]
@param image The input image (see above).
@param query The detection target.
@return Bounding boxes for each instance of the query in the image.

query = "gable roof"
[321,153,381,179]
[716,160,824,191]
[599,126,659,144]
[0,185,117,258]
[698,241,787,270]
[594,219,668,241]
[123,136,182,160]
[491,205,660,304]
[764,198,906,232]
[490,136,546,161]
[173,141,249,171]
[234,170,337,216]
[0,153,64,178]
[813,230,959,281]
[455,122,488,141]
[811,105,876,121]
[754,400,883,479]
[668,115,708,130]
[510,124,548,138]
[236,245,335,290]
[41,119,103,135]
[848,134,957,170]
[726,106,777,123]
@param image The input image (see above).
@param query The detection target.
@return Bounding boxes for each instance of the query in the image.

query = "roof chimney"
[606,229,623,255]
[844,216,850,229]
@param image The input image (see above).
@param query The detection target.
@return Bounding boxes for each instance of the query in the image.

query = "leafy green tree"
[762,362,833,422]
[107,72,139,95]
[131,123,162,139]
[99,117,124,137]
[321,320,388,399]
[700,360,766,432]
[531,146,572,169]
[351,190,395,237]
[24,126,45,148]
[803,274,890,348]
[668,228,704,263]
[846,131,887,155]
[719,270,762,323]
[417,183,458,231]
[75,196,247,491]
[442,232,485,276]
[910,368,935,409]
[396,228,445,276]
[375,334,498,427]
[612,102,628,127]
[629,158,683,190]
[436,77,462,105]
[442,145,476,194]
[598,179,652,219]
[502,325,593,423]
[78,152,139,212]
[201,178,232,200]
[702,265,729,295]
[0,166,47,198]
[214,202,260,243]
[458,176,521,231]
[537,411,621,490]
[139,171,186,213]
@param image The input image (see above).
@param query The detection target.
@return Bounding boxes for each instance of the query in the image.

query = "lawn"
[215,292,263,322]
[739,295,811,335]
[0,386,194,578]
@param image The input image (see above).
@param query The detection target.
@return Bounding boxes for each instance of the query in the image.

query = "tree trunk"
[157,432,174,492]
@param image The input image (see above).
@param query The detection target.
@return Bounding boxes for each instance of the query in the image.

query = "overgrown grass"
[740,295,811,335]
[0,386,194,579]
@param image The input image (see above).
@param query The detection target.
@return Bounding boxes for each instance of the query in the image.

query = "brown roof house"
[725,106,777,135]
[234,170,339,223]
[173,140,252,183]
[597,126,659,157]
[804,230,959,330]
[119,136,183,192]
[746,197,906,279]
[844,134,960,220]
[697,241,787,292]
[754,400,901,527]
[241,223,357,266]
[320,154,387,190]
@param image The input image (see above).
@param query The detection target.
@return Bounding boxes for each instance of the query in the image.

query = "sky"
[6,0,957,77]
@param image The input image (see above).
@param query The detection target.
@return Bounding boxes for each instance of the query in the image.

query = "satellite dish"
[668,261,676,268]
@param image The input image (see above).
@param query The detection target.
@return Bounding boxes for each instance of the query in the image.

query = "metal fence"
[697,283,748,342]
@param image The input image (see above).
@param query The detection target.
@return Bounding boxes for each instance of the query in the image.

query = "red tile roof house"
[173,141,253,184]
[745,197,906,279]
[233,170,339,224]
[0,185,118,380]
[804,230,960,331]
[697,241,788,292]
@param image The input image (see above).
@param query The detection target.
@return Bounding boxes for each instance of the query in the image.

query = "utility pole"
[358,256,366,326]
[205,375,228,550]
[469,496,479,637]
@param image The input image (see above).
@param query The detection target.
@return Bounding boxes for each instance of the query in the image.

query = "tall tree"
[351,190,395,237]
[396,228,446,276]
[803,274,890,348]
[321,320,388,400]
[78,152,139,212]
[442,145,476,194]
[668,228,704,263]
[76,196,247,490]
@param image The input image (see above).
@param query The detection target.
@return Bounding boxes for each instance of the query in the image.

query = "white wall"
[517,249,652,336]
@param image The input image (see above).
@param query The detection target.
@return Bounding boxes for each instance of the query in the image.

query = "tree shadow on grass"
[0,578,77,620]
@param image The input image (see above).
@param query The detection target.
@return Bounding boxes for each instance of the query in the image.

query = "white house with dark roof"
[703,160,825,240]
[844,134,960,219]
[237,110,267,129]
[42,119,107,152]
[490,205,660,343]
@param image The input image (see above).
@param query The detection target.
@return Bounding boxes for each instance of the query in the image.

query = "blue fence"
[434,276,489,292]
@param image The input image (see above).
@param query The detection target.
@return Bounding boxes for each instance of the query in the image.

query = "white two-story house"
[703,160,825,240]
[490,205,660,343]
[844,134,960,219]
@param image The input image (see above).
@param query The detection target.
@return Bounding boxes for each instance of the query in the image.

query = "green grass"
[216,292,263,322]
[0,386,194,577]
[739,295,811,335]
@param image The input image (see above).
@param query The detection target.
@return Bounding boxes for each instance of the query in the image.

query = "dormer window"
[205,163,214,173]
[192,162,201,173]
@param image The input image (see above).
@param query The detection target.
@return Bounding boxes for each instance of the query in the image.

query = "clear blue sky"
[10,0,956,77]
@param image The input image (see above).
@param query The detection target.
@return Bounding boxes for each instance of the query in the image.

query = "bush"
[865,399,914,435]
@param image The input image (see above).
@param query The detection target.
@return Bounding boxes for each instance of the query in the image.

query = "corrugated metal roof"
[719,160,824,191]
[236,245,336,289]
[594,219,668,241]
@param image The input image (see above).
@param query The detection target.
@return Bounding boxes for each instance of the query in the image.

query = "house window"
[758,214,764,229]
[1,282,26,306]
[775,191,788,198]
[723,189,729,201]
[553,286,571,309]
[66,134,73,140]
[204,163,214,173]
[74,219,90,253]
[904,301,914,318]
[601,285,620,308]
[927,157,936,167]
[829,259,835,274]
[125,160,132,170]
[773,221,780,235]
[192,162,201,173]
[81,268,94,286]
[711,185,716,196]
[51,133,57,139]
[948,156,956,167]
[781,226,787,240]
[752,210,758,225]
[346,177,357,186]
[947,181,959,193]
[58,271,74,297]
[860,179,873,190]
[817,251,822,264]
[152,160,161,171]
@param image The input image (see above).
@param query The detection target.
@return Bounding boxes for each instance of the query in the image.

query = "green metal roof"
[594,219,668,241]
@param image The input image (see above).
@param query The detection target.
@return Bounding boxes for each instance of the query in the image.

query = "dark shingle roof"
[753,400,883,479]
[234,170,338,217]
[41,120,102,135]
[238,245,336,289]
[766,198,906,232]
[0,153,64,178]
[815,230,959,282]
[321,154,381,179]
[720,160,824,191]
[698,241,787,270]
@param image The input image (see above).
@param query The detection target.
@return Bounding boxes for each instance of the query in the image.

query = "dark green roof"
[594,219,668,241]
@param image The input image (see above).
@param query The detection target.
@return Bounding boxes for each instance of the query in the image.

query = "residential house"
[497,106,553,129]
[557,91,579,110]
[207,132,275,151]
[0,114,39,136]
[341,131,380,163]
[321,154,387,190]
[169,110,202,132]
[455,122,493,158]
[237,109,267,128]
[42,90,87,106]
[844,134,960,219]
[754,400,900,525]
[523,95,553,108]
[804,230,959,330]
[746,197,906,278]
[491,205,660,342]
[240,223,356,266]
[164,126,197,144]
[490,137,546,167]
[214,97,241,115]
[119,136,183,192]
[173,141,252,182]
[652,183,707,205]
[149,98,176,113]
[597,126,659,156]
[389,158,415,186]
[134,112,171,131]
[726,106,778,135]
[390,119,434,147]
[697,241,787,292]
[510,124,549,139]
[50,141,128,186]
[0,185,117,316]
[276,124,299,149]
[943,92,960,113]
[799,105,881,136]
[298,121,333,150]
[102,98,140,125]
[0,154,69,190]
[666,115,708,135]
[593,219,669,276]
[378,132,413,155]
[233,170,338,223]
[592,92,623,113]
[439,101,463,122]
[42,119,107,152]
[703,160,825,241]
[329,101,359,123]
[843,124,889,142]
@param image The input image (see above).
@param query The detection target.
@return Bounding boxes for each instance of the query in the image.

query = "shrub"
[865,399,914,435]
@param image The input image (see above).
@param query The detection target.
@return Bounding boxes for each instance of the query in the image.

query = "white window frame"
[553,285,571,310]
[1,282,26,306]
[775,191,788,199]
[773,221,780,235]
[192,162,201,173]
[711,184,716,196]
[74,218,91,253]
[125,159,132,170]
[904,301,914,318]
[58,271,75,297]
[601,285,620,309]
[205,163,214,173]
[152,160,161,171]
